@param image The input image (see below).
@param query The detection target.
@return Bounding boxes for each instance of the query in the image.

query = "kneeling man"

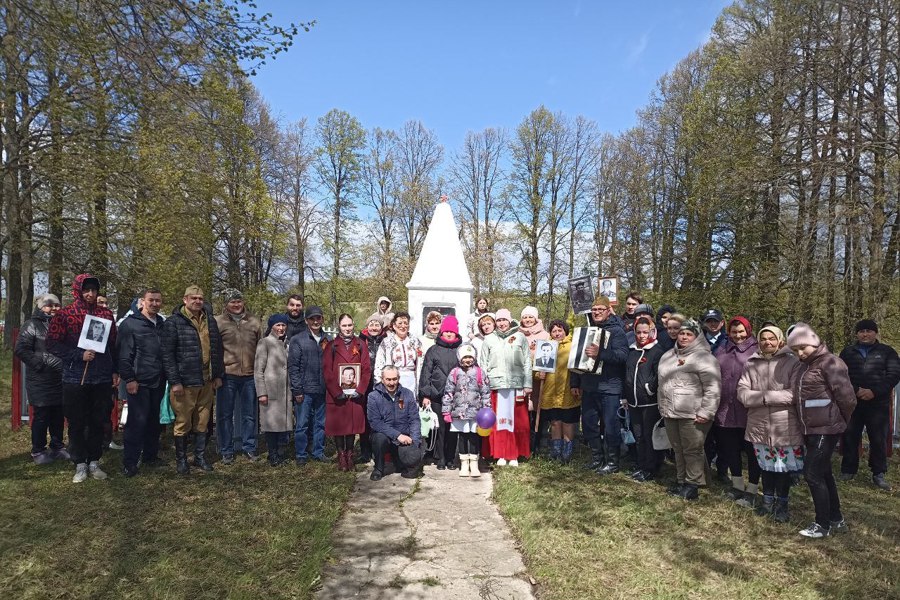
[367,365,423,481]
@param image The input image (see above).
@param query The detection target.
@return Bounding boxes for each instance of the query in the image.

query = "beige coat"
[737,347,803,446]
[657,335,721,421]
[254,333,293,432]
[216,312,262,377]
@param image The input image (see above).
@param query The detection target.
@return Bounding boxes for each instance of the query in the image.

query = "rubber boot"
[193,432,213,472]
[174,436,190,475]
[266,433,282,466]
[773,497,790,523]
[550,439,563,461]
[459,454,471,477]
[586,438,606,470]
[597,445,620,475]
[755,494,775,517]
[561,440,574,464]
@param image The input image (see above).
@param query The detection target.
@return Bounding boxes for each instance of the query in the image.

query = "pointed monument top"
[406,200,473,292]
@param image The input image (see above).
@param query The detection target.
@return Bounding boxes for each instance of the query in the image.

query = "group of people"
[15,276,899,539]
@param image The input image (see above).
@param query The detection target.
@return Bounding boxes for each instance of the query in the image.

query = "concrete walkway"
[316,464,536,599]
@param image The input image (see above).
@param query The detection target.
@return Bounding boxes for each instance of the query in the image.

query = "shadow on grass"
[493,449,900,600]
[0,425,355,600]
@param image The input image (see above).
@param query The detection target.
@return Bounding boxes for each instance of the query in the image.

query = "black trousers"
[840,401,890,476]
[123,384,164,468]
[457,432,481,455]
[714,426,761,484]
[428,401,457,466]
[761,471,792,499]
[31,405,65,454]
[804,434,843,527]
[632,405,663,474]
[371,432,423,476]
[63,383,112,465]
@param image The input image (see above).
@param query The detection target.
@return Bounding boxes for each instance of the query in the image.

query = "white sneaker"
[798,522,828,539]
[72,463,88,483]
[88,461,108,480]
[509,459,519,467]
[496,458,507,467]
[107,441,124,450]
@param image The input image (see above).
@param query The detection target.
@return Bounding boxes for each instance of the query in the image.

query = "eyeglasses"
[591,307,610,313]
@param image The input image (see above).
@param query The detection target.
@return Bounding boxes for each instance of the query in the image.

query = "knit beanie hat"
[521,306,539,320]
[267,314,289,329]
[786,323,821,348]
[634,303,654,317]
[855,319,878,333]
[495,308,512,321]
[440,315,460,335]
[679,318,702,338]
[37,293,61,309]
[728,315,753,336]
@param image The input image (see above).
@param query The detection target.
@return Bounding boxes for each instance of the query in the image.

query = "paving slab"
[316,464,536,599]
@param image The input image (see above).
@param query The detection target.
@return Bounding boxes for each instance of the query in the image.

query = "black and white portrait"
[568,276,595,315]
[598,276,618,304]
[533,340,558,373]
[338,363,361,391]
[78,315,112,353]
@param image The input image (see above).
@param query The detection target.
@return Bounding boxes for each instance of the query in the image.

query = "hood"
[496,321,520,339]
[721,336,759,356]
[656,304,675,322]
[801,343,830,364]
[72,273,101,302]
[750,345,794,362]
[376,296,392,314]
[630,338,659,351]
[361,330,385,344]
[520,319,546,337]
[129,296,141,315]
[675,333,712,357]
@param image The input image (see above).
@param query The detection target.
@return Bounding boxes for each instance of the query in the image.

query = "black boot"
[755,495,775,517]
[266,433,283,467]
[586,438,606,470]
[678,483,699,501]
[193,432,213,472]
[597,445,620,475]
[174,436,190,475]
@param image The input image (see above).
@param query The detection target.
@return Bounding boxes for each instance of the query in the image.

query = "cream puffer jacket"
[657,335,721,421]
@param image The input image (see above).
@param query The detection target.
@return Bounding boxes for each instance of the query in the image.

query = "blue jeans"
[216,375,257,456]
[581,390,623,450]
[293,393,326,459]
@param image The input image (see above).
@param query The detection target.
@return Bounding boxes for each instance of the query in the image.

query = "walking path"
[316,465,536,599]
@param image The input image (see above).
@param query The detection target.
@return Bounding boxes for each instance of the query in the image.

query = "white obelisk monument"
[407,197,474,334]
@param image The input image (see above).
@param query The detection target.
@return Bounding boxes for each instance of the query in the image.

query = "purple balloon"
[476,407,496,429]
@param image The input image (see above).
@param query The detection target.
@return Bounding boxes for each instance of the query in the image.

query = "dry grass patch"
[493,448,900,600]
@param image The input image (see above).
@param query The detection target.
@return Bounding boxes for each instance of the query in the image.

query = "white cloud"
[625,32,649,67]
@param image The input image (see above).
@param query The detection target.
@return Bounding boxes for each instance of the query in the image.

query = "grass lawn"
[0,350,355,600]
[493,447,900,600]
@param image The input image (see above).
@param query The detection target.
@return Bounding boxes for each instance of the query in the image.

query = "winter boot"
[193,432,213,472]
[459,454,471,477]
[755,494,775,517]
[678,483,700,501]
[586,438,606,470]
[469,454,482,477]
[174,436,190,475]
[597,446,620,475]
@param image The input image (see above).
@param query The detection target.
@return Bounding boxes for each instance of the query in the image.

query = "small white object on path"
[316,465,536,599]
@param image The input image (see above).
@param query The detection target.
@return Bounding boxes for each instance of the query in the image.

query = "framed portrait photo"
[533,340,559,373]
[568,275,595,315]
[598,276,619,305]
[337,363,361,393]
[78,315,112,353]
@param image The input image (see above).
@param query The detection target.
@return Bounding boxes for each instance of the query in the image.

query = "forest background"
[1,0,898,351]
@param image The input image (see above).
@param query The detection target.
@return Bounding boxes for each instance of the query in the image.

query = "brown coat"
[738,348,803,446]
[793,344,857,435]
[254,333,292,433]
[216,312,262,377]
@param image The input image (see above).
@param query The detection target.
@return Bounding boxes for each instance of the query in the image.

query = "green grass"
[493,447,900,600]
[0,350,355,600]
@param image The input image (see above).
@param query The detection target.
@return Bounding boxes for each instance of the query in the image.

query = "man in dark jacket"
[839,319,900,490]
[702,309,727,353]
[47,274,119,483]
[15,293,68,465]
[117,288,167,477]
[284,294,307,341]
[287,306,332,465]
[367,365,423,481]
[570,295,629,474]
[161,285,225,474]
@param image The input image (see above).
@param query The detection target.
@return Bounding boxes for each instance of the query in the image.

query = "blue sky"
[251,0,730,152]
